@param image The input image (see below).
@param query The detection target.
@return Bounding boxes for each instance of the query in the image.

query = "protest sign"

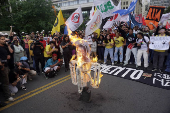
[149,36,170,50]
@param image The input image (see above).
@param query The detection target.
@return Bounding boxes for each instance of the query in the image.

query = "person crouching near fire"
[44,52,62,79]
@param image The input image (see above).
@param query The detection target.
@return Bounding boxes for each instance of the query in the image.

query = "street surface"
[0,66,170,113]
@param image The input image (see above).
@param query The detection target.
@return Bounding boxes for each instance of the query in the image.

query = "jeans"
[114,46,123,62]
[153,51,165,69]
[149,49,154,63]
[31,56,36,70]
[124,48,137,64]
[104,48,114,63]
[137,49,148,67]
[97,47,104,60]
[34,55,45,73]
[63,52,72,69]
[165,53,170,72]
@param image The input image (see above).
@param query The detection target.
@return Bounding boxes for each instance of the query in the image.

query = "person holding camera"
[31,38,45,75]
[0,35,14,101]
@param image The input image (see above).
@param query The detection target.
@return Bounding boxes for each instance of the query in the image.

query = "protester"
[44,52,61,79]
[103,34,114,65]
[44,41,57,62]
[124,29,138,67]
[97,35,105,62]
[31,38,45,75]
[0,35,14,101]
[91,38,97,58]
[13,40,24,63]
[61,35,72,72]
[136,32,149,69]
[114,32,125,64]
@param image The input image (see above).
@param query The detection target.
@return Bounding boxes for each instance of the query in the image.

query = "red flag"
[127,43,134,49]
[166,22,170,29]
[142,17,146,26]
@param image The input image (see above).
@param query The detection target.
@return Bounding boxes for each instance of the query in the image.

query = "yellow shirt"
[114,36,124,47]
[44,45,52,58]
[28,40,34,56]
[154,34,166,52]
[103,39,114,49]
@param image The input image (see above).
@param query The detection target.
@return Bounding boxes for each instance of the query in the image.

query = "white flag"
[85,10,102,36]
[89,5,95,19]
[120,14,129,22]
[94,0,121,19]
[103,13,121,29]
[66,7,83,31]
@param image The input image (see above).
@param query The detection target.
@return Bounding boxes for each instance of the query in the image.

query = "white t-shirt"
[133,30,140,34]
[91,41,97,52]
[136,36,149,50]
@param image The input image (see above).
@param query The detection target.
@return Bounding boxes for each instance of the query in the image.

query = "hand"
[18,66,22,70]
[137,44,141,46]
[146,49,149,54]
[17,77,21,82]
[7,55,10,60]
[22,75,27,78]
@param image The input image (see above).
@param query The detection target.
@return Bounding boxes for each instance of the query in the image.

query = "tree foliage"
[164,6,170,14]
[0,0,56,34]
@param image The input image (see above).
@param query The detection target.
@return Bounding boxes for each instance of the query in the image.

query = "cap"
[22,32,24,34]
[4,33,8,35]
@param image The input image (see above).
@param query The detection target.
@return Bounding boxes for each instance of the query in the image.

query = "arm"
[8,45,13,53]
[11,77,21,86]
[50,60,60,68]
[61,43,69,49]
[9,26,12,36]
[20,67,30,71]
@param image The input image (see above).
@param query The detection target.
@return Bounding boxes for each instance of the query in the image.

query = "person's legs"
[143,50,149,68]
[114,47,119,62]
[158,52,165,69]
[34,56,40,73]
[108,48,114,63]
[0,67,10,99]
[119,46,123,63]
[104,48,109,63]
[124,48,131,64]
[98,48,102,60]
[8,84,18,94]
[31,56,36,70]
[153,51,159,68]
[101,48,105,60]
[137,49,143,67]
[25,48,30,60]
[40,55,45,72]
[132,48,137,65]
[165,53,170,72]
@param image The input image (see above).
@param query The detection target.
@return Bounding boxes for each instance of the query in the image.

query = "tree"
[0,0,56,34]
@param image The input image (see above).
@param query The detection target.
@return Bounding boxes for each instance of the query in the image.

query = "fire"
[67,25,103,93]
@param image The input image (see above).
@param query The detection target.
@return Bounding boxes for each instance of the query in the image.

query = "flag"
[113,0,138,16]
[120,14,129,22]
[90,5,95,19]
[85,10,102,36]
[166,22,170,29]
[128,13,142,28]
[142,16,146,26]
[94,29,100,38]
[66,7,83,31]
[51,10,65,35]
[145,6,165,30]
[103,13,121,29]
[94,0,121,19]
[64,25,68,35]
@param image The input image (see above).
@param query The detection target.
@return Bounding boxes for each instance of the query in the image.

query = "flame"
[67,25,103,93]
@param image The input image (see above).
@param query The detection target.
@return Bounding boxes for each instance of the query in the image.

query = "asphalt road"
[0,65,170,113]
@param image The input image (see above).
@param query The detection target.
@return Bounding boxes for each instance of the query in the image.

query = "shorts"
[44,66,58,72]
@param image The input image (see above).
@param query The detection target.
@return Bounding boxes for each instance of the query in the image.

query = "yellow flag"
[51,10,65,35]
[94,29,100,38]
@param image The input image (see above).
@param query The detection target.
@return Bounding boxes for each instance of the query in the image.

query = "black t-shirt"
[0,45,10,63]
[97,38,105,48]
[60,41,72,53]
[9,70,17,84]
[126,34,137,48]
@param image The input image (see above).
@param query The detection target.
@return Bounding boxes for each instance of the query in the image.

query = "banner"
[66,7,83,31]
[149,36,170,50]
[103,13,121,29]
[145,6,165,30]
[113,0,138,16]
[89,5,95,19]
[85,10,102,36]
[159,13,170,24]
[91,64,170,90]
[51,10,65,35]
[94,0,121,19]
[142,16,146,26]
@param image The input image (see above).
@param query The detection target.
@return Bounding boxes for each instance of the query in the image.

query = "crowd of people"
[0,22,170,107]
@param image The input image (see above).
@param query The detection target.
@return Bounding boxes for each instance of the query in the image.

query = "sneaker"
[7,97,14,102]
[152,68,157,71]
[112,63,114,65]
[124,63,128,66]
[159,69,163,73]
[120,62,123,65]
[21,86,27,90]
[44,74,48,79]
[104,62,106,64]
[136,65,138,68]
[11,93,15,96]
[114,61,118,64]
[0,102,7,107]
[144,67,148,70]
[129,62,132,64]
[137,66,141,70]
